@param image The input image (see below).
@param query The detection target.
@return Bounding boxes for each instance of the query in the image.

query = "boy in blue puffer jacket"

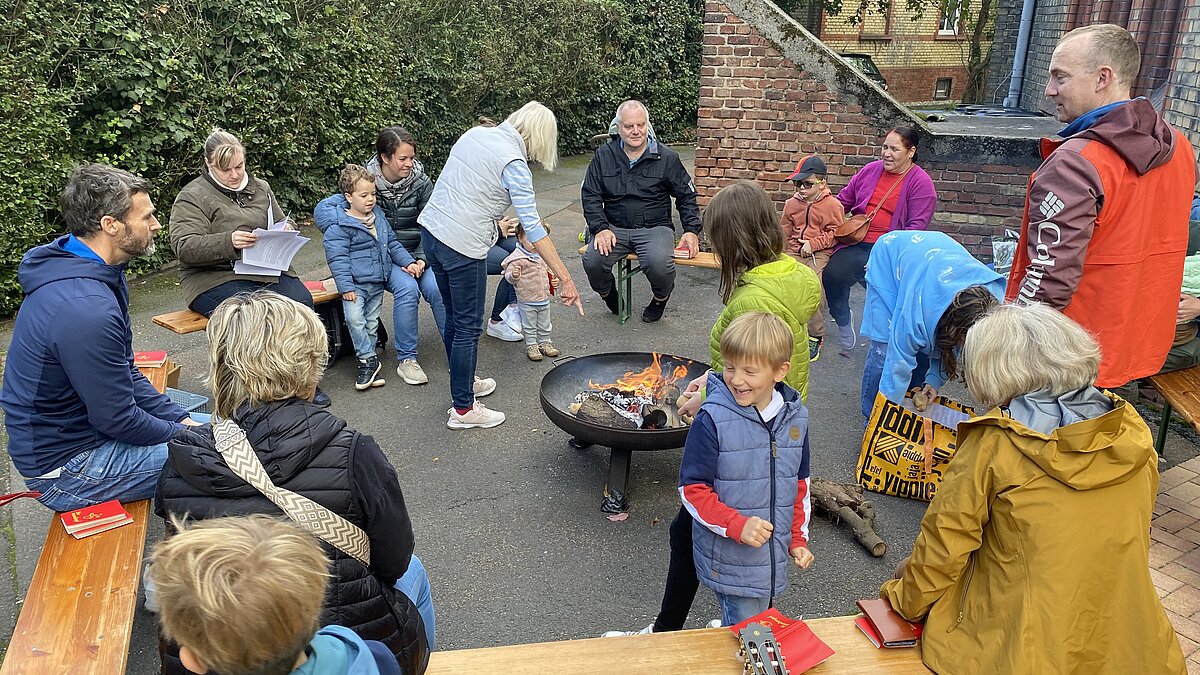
[680,312,814,626]
[320,164,420,391]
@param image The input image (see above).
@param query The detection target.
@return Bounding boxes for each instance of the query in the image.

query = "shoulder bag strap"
[213,418,371,566]
[864,166,911,220]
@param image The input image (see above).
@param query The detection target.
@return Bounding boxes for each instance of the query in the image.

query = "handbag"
[212,418,371,566]
[855,391,972,501]
[834,167,910,245]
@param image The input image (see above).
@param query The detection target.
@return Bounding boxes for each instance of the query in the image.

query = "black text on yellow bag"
[855,391,972,501]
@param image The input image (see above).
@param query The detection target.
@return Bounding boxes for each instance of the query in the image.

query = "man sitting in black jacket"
[582,100,703,323]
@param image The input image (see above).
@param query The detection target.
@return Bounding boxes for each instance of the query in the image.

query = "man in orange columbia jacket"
[1007,24,1196,389]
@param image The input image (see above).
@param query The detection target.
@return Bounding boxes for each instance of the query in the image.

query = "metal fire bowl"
[539,352,710,451]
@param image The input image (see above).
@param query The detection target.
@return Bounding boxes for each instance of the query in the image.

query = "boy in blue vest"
[680,312,814,626]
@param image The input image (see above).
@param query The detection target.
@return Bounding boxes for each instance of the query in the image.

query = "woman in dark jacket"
[155,291,431,674]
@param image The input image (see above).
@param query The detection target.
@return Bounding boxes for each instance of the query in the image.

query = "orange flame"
[588,353,689,399]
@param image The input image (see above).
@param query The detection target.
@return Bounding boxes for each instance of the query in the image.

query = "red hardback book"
[133,351,168,368]
[729,608,835,673]
[60,500,133,538]
[855,598,923,648]
[303,280,328,292]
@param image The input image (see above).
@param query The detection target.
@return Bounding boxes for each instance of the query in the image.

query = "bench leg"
[615,258,643,325]
[1156,401,1173,457]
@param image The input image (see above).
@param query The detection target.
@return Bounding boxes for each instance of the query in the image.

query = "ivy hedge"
[0,0,701,315]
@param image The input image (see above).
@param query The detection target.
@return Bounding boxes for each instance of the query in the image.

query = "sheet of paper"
[266,198,290,230]
[233,260,282,276]
[239,229,308,273]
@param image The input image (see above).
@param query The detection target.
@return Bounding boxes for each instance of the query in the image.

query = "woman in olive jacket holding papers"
[170,128,312,316]
[880,303,1183,675]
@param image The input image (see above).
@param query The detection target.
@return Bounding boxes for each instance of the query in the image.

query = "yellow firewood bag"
[856,391,973,502]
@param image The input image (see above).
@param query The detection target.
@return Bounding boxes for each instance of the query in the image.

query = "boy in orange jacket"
[780,155,844,361]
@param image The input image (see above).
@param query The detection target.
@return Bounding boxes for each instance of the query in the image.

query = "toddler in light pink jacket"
[502,223,560,361]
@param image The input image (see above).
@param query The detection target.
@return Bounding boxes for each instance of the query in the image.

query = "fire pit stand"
[539,353,710,513]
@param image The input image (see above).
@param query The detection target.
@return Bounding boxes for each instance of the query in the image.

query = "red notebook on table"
[855,598,923,648]
[729,608,834,673]
[60,499,134,539]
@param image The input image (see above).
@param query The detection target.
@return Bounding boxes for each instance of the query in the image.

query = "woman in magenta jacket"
[824,126,937,354]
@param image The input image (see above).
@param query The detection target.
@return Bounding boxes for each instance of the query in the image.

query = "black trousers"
[653,505,700,632]
[823,241,873,326]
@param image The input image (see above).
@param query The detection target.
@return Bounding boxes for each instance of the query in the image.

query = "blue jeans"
[343,282,386,360]
[861,340,930,420]
[395,554,437,651]
[714,591,770,627]
[388,266,446,361]
[486,237,518,321]
[422,230,487,410]
[26,414,210,512]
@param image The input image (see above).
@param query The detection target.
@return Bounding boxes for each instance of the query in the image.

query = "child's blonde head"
[963,302,1100,409]
[148,515,330,675]
[206,291,329,418]
[338,163,373,196]
[719,312,793,369]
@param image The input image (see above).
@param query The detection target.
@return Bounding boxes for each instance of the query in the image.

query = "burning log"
[574,395,638,429]
[810,478,887,557]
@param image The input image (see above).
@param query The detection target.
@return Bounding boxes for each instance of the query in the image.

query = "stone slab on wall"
[699,0,1042,258]
[1164,0,1200,177]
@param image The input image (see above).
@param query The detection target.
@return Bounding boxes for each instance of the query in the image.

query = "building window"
[938,0,961,35]
[934,78,953,99]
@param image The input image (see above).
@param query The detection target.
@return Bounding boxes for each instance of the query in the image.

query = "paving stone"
[1170,481,1200,504]
[1180,634,1200,659]
[1179,528,1200,546]
[1181,457,1200,474]
[1160,495,1200,520]
[1156,528,1200,553]
[1155,541,1190,568]
[1178,548,1200,574]
[1163,466,1200,489]
[1188,656,1200,675]
[1173,615,1200,644]
[1157,510,1200,534]
[1162,563,1200,589]
[1163,586,1200,617]
[1155,568,1187,594]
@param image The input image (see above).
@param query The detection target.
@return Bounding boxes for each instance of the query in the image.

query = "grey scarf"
[367,154,424,202]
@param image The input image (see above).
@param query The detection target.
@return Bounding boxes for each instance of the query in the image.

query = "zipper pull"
[770,433,777,457]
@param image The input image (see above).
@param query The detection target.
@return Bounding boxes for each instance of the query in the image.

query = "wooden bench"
[2,500,151,675]
[426,616,930,674]
[1148,365,1200,455]
[152,282,341,335]
[578,244,720,324]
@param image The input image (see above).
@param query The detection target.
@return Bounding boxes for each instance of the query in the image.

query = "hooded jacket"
[780,186,845,255]
[861,231,1005,404]
[1007,98,1197,387]
[501,244,551,304]
[156,399,427,675]
[682,374,811,599]
[1,236,186,477]
[169,173,297,307]
[293,626,402,675]
[709,256,821,402]
[314,157,433,260]
[881,390,1185,675]
[314,197,415,292]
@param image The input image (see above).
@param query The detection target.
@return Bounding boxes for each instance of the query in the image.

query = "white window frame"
[938,0,961,35]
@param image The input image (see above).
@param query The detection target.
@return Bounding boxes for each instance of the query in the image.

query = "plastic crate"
[166,387,210,414]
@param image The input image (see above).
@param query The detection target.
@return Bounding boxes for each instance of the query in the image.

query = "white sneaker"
[486,319,522,342]
[706,619,723,629]
[601,623,654,638]
[837,308,857,353]
[473,376,496,397]
[397,359,428,385]
[447,402,505,429]
[500,304,523,334]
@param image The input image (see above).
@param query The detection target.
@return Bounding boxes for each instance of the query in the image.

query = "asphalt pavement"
[0,148,1195,672]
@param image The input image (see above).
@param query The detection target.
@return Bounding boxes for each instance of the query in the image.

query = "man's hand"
[740,516,773,547]
[593,229,616,256]
[231,230,258,249]
[791,546,814,569]
[1180,294,1200,323]
[679,232,699,259]
[342,291,357,302]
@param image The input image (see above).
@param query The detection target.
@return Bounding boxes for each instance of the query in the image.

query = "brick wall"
[984,0,1021,105]
[697,0,1041,259]
[1163,0,1200,176]
[1019,0,1072,114]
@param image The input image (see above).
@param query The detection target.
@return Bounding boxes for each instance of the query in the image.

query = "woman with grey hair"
[880,302,1183,674]
[418,101,583,430]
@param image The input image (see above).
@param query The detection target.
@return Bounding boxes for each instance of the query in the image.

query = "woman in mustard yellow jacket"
[882,303,1184,675]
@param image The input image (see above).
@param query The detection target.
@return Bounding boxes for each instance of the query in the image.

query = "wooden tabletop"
[426,616,931,674]
[1149,366,1200,433]
[2,500,151,675]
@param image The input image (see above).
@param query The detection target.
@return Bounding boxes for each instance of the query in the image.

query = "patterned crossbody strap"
[213,418,371,566]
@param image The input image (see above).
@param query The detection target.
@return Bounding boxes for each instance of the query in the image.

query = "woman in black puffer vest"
[155,291,430,675]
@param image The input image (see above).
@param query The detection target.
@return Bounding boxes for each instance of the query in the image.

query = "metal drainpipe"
[1003,0,1038,109]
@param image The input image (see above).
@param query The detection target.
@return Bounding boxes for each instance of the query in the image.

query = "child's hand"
[342,291,357,302]
[404,262,422,278]
[791,546,814,569]
[800,241,813,256]
[740,516,773,547]
[510,266,522,280]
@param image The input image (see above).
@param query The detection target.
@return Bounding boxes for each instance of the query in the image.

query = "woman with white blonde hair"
[881,302,1184,674]
[155,291,435,675]
[418,101,583,430]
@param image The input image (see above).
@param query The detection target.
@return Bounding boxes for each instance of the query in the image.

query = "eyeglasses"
[797,180,820,189]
